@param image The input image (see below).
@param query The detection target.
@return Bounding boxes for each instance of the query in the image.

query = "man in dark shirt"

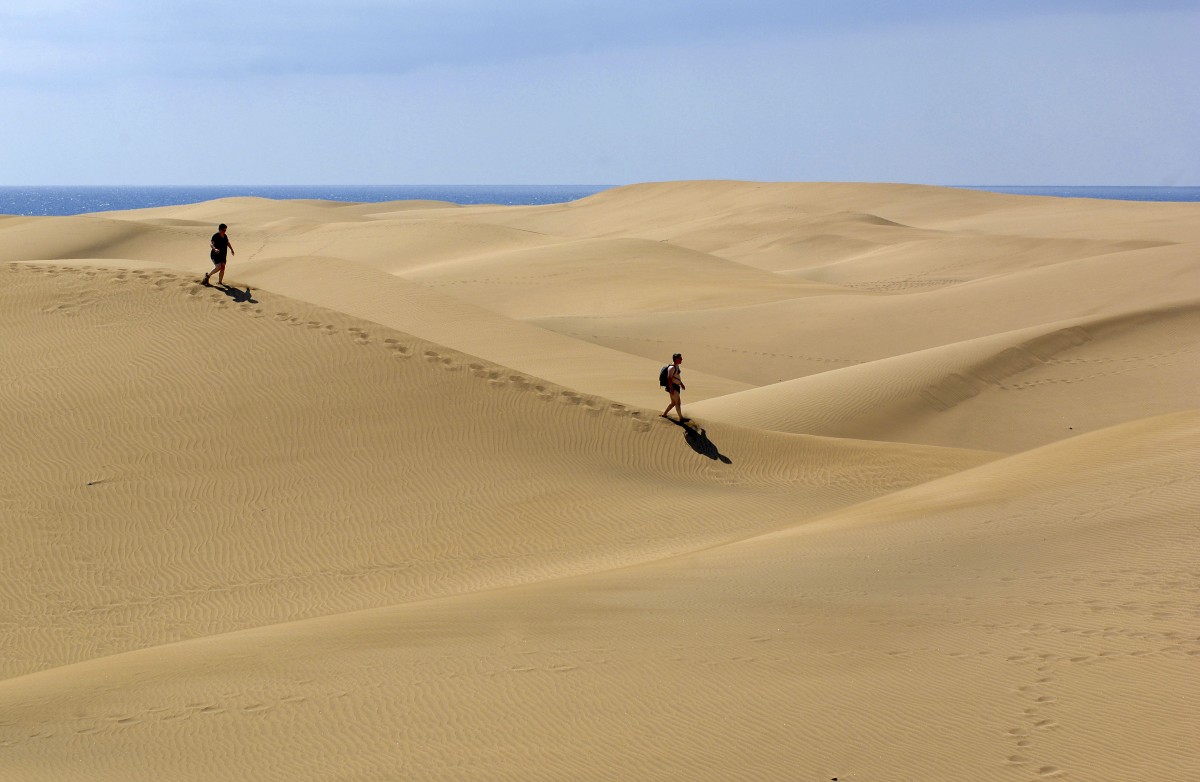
[201,223,235,286]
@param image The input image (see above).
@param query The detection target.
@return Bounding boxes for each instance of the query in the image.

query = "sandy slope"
[2,181,1198,781]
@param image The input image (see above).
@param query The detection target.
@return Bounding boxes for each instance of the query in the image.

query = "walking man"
[201,223,235,286]
[661,352,689,422]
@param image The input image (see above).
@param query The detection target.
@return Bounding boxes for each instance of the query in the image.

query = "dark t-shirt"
[210,232,230,262]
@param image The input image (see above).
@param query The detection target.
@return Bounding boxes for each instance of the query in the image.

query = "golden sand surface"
[1,181,1197,781]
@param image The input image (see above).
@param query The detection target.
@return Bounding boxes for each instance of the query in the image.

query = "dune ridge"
[690,298,1200,450]
[2,181,1198,780]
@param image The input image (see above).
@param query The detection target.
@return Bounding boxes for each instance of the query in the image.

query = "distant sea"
[1,184,1197,217]
[958,186,1200,202]
[0,185,615,217]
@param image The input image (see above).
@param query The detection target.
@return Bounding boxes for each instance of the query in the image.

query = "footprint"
[387,343,411,358]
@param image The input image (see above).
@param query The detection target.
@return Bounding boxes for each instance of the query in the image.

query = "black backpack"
[659,365,670,387]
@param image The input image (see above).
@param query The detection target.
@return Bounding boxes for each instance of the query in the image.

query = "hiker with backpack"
[201,223,235,287]
[660,353,689,422]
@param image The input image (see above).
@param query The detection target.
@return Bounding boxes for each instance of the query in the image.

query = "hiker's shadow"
[669,419,732,464]
[217,284,257,304]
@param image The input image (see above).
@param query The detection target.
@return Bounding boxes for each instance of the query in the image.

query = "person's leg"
[674,390,687,421]
[663,390,683,420]
[216,262,225,285]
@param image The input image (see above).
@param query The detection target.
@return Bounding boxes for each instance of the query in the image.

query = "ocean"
[958,186,1200,202]
[0,184,1197,217]
[0,185,615,217]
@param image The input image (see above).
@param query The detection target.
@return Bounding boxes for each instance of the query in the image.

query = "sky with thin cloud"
[1,1,1196,185]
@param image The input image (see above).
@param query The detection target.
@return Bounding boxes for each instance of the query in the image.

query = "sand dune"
[402,237,835,318]
[690,300,1200,451]
[532,240,1200,391]
[2,181,1198,780]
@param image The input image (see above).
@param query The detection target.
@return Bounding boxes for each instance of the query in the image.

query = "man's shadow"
[668,419,732,464]
[216,283,257,304]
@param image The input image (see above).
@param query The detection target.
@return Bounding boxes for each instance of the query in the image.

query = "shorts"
[211,252,226,266]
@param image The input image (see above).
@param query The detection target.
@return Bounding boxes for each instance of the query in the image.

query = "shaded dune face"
[2,182,1198,781]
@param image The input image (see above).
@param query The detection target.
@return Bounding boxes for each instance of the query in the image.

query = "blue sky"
[1,1,1196,185]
